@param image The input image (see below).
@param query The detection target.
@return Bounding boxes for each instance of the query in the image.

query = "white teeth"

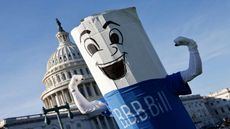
[97,54,124,68]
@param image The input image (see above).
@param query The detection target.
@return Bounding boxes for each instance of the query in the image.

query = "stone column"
[90,119,97,129]
[61,90,67,103]
[69,90,74,104]
[55,93,61,106]
[49,96,53,108]
[93,83,101,96]
[43,99,47,108]
[111,117,117,129]
[45,99,49,108]
[58,91,64,105]
[51,94,57,106]
[64,89,71,103]
[82,84,89,99]
[90,82,96,97]
[96,116,103,129]
[103,116,111,129]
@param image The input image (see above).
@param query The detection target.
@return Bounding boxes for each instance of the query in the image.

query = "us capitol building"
[0,20,119,129]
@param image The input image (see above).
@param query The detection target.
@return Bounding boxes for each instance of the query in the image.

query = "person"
[69,36,202,129]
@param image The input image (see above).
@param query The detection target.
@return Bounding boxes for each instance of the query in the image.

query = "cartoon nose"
[111,46,118,56]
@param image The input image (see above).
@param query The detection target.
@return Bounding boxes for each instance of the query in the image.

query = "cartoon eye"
[84,38,101,56]
[87,44,99,55]
[109,28,123,45]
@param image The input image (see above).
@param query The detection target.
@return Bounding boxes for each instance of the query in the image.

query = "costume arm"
[68,75,107,115]
[174,36,202,82]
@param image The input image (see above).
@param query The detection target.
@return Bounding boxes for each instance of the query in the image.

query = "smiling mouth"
[96,53,127,80]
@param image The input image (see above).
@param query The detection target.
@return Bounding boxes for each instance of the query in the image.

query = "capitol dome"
[46,30,82,71]
[41,19,102,108]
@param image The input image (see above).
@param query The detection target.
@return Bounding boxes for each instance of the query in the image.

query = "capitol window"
[68,54,72,59]
[61,72,66,80]
[67,71,72,78]
[78,52,82,58]
[49,79,53,86]
[85,68,90,74]
[56,75,61,82]
[52,76,56,85]
[63,55,67,61]
[73,70,77,74]
[80,69,84,75]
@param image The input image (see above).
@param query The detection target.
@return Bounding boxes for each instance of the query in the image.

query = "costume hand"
[174,36,197,49]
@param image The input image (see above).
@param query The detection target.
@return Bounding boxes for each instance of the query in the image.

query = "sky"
[0,0,230,119]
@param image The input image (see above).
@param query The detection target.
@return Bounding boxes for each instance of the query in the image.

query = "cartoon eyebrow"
[80,30,91,42]
[102,21,120,29]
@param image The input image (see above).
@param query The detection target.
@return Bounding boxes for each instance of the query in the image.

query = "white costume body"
[69,7,202,129]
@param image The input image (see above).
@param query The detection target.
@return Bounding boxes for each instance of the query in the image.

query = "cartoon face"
[72,7,167,94]
[79,21,127,80]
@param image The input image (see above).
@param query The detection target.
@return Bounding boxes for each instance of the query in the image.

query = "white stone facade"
[181,95,216,129]
[205,88,230,122]
[180,88,230,129]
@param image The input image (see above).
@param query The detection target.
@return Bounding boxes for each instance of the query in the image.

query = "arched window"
[85,68,90,74]
[73,70,77,75]
[77,52,82,58]
[61,72,66,80]
[45,80,48,86]
[68,54,72,60]
[56,74,61,82]
[52,76,56,85]
[67,71,72,79]
[49,79,53,86]
[63,55,67,61]
[80,69,84,75]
